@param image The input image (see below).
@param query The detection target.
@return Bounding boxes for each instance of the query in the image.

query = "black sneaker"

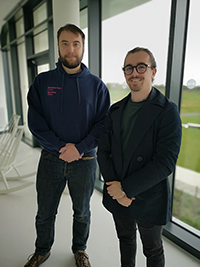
[23,252,50,267]
[74,251,91,267]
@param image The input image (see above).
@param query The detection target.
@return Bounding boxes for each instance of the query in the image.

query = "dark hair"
[57,24,85,45]
[124,47,157,69]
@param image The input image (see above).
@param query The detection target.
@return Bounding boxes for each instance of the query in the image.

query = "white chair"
[0,114,20,150]
[0,125,35,194]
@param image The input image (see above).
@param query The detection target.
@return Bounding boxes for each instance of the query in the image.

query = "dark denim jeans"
[35,149,96,255]
[113,215,165,267]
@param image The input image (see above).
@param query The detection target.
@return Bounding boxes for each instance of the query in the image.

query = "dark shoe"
[23,252,50,267]
[74,251,91,267]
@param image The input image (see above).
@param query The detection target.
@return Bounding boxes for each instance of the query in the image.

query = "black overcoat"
[97,87,182,225]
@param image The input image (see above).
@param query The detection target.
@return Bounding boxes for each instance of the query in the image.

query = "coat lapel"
[122,88,165,177]
[111,95,130,177]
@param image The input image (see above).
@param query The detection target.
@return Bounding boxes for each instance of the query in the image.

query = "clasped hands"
[106,181,135,207]
[59,143,84,163]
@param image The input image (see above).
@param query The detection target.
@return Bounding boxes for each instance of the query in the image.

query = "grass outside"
[173,188,200,231]
[177,116,200,173]
[181,89,200,113]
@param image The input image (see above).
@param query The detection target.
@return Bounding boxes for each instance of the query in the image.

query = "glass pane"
[17,42,31,140]
[102,0,171,103]
[33,2,47,26]
[6,31,9,45]
[34,30,49,54]
[7,50,15,112]
[0,52,7,130]
[0,107,7,131]
[80,8,88,67]
[173,0,200,236]
[33,23,48,35]
[16,17,24,37]
[37,64,50,74]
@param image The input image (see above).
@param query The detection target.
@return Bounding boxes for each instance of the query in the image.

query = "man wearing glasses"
[97,47,182,267]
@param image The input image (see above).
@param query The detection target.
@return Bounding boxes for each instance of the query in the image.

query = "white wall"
[52,0,80,62]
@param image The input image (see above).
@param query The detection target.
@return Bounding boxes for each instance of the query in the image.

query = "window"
[34,30,49,54]
[173,0,200,237]
[33,2,47,26]
[37,63,49,74]
[33,2,49,54]
[15,9,24,38]
[17,42,29,133]
[102,0,171,103]
[0,0,54,146]
[15,17,24,38]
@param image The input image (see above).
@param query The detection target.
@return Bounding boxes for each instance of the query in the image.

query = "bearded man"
[24,24,110,267]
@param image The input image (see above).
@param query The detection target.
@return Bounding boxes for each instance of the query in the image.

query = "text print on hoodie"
[27,59,110,156]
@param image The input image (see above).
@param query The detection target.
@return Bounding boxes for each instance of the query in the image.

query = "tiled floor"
[0,142,199,267]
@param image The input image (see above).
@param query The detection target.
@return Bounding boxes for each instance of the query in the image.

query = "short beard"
[59,52,83,69]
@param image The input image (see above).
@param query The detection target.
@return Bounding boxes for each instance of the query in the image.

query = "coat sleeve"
[27,77,66,152]
[97,110,120,182]
[121,102,182,198]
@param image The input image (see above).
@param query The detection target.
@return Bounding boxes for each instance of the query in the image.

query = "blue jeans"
[35,149,96,255]
[113,215,165,267]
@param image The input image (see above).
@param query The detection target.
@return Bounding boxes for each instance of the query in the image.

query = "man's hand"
[116,194,135,207]
[59,143,84,163]
[106,181,135,207]
[106,181,124,199]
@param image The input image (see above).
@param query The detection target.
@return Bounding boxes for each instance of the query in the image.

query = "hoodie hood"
[56,58,90,78]
[56,58,91,105]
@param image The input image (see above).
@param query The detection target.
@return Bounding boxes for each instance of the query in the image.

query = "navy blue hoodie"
[27,59,110,156]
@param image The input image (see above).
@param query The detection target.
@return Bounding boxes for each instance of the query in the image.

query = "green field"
[177,116,200,172]
[180,89,200,113]
[173,188,200,230]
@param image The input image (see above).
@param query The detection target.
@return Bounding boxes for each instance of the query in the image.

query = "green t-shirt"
[121,98,145,157]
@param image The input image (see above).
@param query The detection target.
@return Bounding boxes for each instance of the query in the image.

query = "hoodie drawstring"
[76,77,81,104]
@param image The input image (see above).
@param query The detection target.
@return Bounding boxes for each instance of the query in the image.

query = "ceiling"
[0,0,21,31]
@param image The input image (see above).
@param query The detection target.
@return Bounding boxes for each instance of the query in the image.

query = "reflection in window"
[102,0,171,103]
[173,0,200,236]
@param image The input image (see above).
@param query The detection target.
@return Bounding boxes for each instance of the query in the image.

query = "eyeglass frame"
[122,63,154,75]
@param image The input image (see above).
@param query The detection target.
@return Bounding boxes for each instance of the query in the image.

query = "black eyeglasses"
[122,63,153,75]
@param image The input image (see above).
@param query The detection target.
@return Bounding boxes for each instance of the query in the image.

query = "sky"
[82,0,200,87]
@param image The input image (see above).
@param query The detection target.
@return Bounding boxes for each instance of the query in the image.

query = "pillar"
[52,0,80,62]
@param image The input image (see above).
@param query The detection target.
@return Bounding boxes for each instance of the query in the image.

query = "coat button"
[137,156,143,162]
